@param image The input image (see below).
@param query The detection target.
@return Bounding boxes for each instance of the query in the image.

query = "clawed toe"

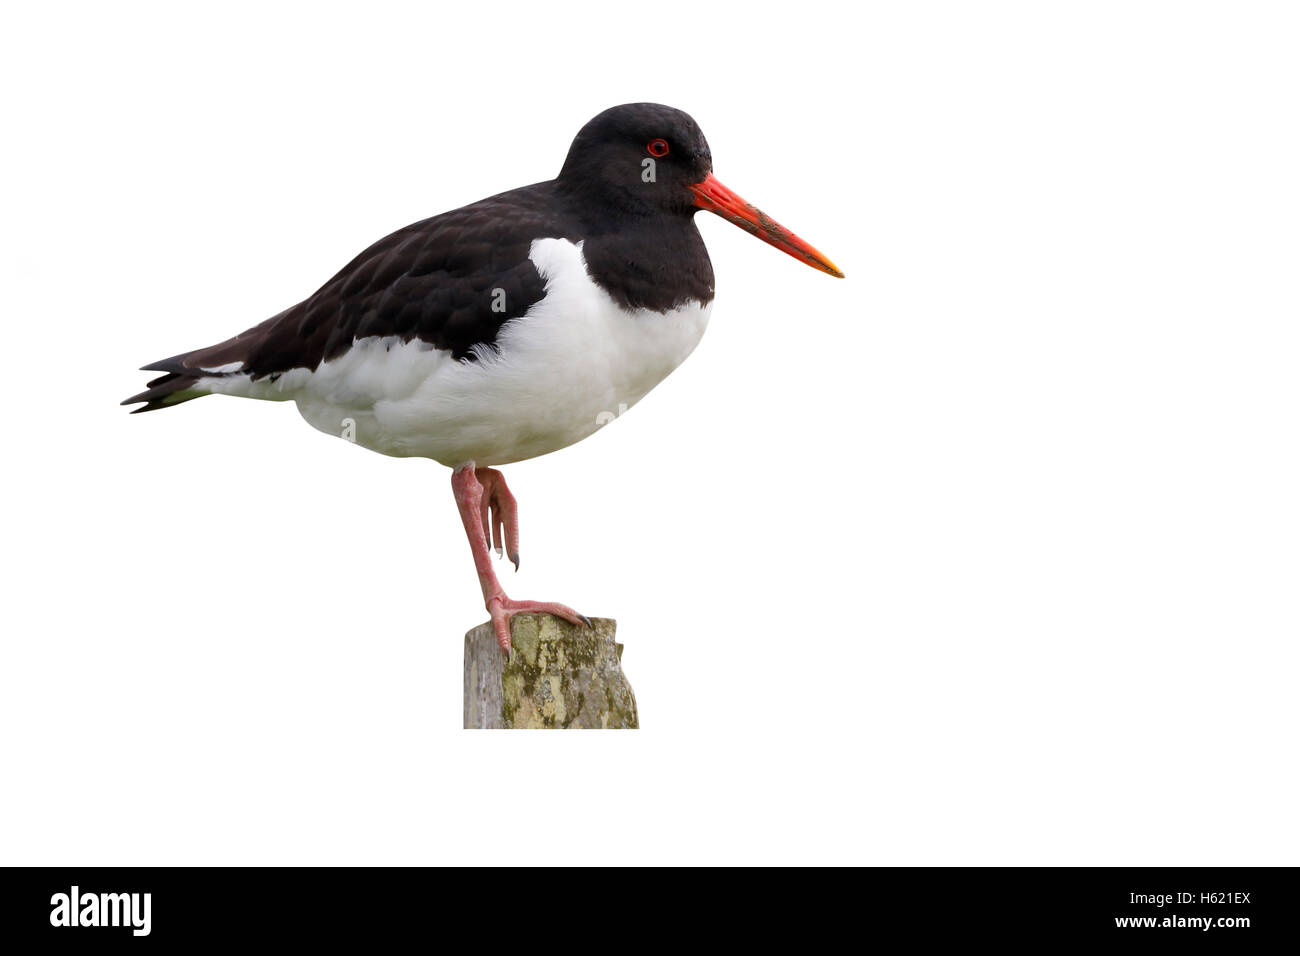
[475,467,521,569]
[487,595,592,655]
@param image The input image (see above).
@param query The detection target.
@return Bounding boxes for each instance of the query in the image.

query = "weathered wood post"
[463,614,639,729]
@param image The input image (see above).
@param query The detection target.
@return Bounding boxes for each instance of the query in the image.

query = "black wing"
[124,182,573,411]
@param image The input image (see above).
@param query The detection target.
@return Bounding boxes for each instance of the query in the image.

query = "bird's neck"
[558,196,715,312]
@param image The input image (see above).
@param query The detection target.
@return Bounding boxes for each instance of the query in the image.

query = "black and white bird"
[124,103,842,653]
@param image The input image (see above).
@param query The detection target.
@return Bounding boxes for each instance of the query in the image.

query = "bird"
[124,103,843,654]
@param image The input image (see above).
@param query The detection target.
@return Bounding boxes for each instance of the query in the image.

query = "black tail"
[124,310,289,412]
[121,354,213,414]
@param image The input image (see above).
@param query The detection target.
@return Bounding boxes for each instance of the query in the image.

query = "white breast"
[257,237,712,467]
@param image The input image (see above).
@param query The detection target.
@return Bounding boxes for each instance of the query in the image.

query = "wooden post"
[463,614,639,729]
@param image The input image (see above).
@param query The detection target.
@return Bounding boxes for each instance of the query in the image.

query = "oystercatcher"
[124,103,843,653]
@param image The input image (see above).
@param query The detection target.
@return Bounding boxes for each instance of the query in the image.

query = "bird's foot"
[488,594,591,656]
[475,467,520,569]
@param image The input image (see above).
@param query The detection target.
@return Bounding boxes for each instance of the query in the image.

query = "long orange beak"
[688,172,844,278]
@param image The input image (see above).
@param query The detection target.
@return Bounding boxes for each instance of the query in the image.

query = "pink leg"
[451,465,589,655]
[474,467,520,570]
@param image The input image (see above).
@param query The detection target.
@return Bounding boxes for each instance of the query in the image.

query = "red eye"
[647,138,670,158]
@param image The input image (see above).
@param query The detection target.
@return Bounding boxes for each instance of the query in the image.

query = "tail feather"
[121,368,210,413]
[124,310,287,413]
[139,352,200,375]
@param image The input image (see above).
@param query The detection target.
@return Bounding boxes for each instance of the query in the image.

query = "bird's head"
[558,103,843,278]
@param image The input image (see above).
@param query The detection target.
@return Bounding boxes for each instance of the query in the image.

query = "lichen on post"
[463,614,639,729]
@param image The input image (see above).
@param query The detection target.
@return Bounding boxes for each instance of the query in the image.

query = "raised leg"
[474,467,520,570]
[451,465,589,654]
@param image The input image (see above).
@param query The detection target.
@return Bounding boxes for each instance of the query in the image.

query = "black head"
[557,102,843,277]
[557,103,713,218]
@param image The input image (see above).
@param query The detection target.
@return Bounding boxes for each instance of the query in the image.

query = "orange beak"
[688,173,844,278]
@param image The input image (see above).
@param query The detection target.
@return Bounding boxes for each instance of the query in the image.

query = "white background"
[2,2,1296,865]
